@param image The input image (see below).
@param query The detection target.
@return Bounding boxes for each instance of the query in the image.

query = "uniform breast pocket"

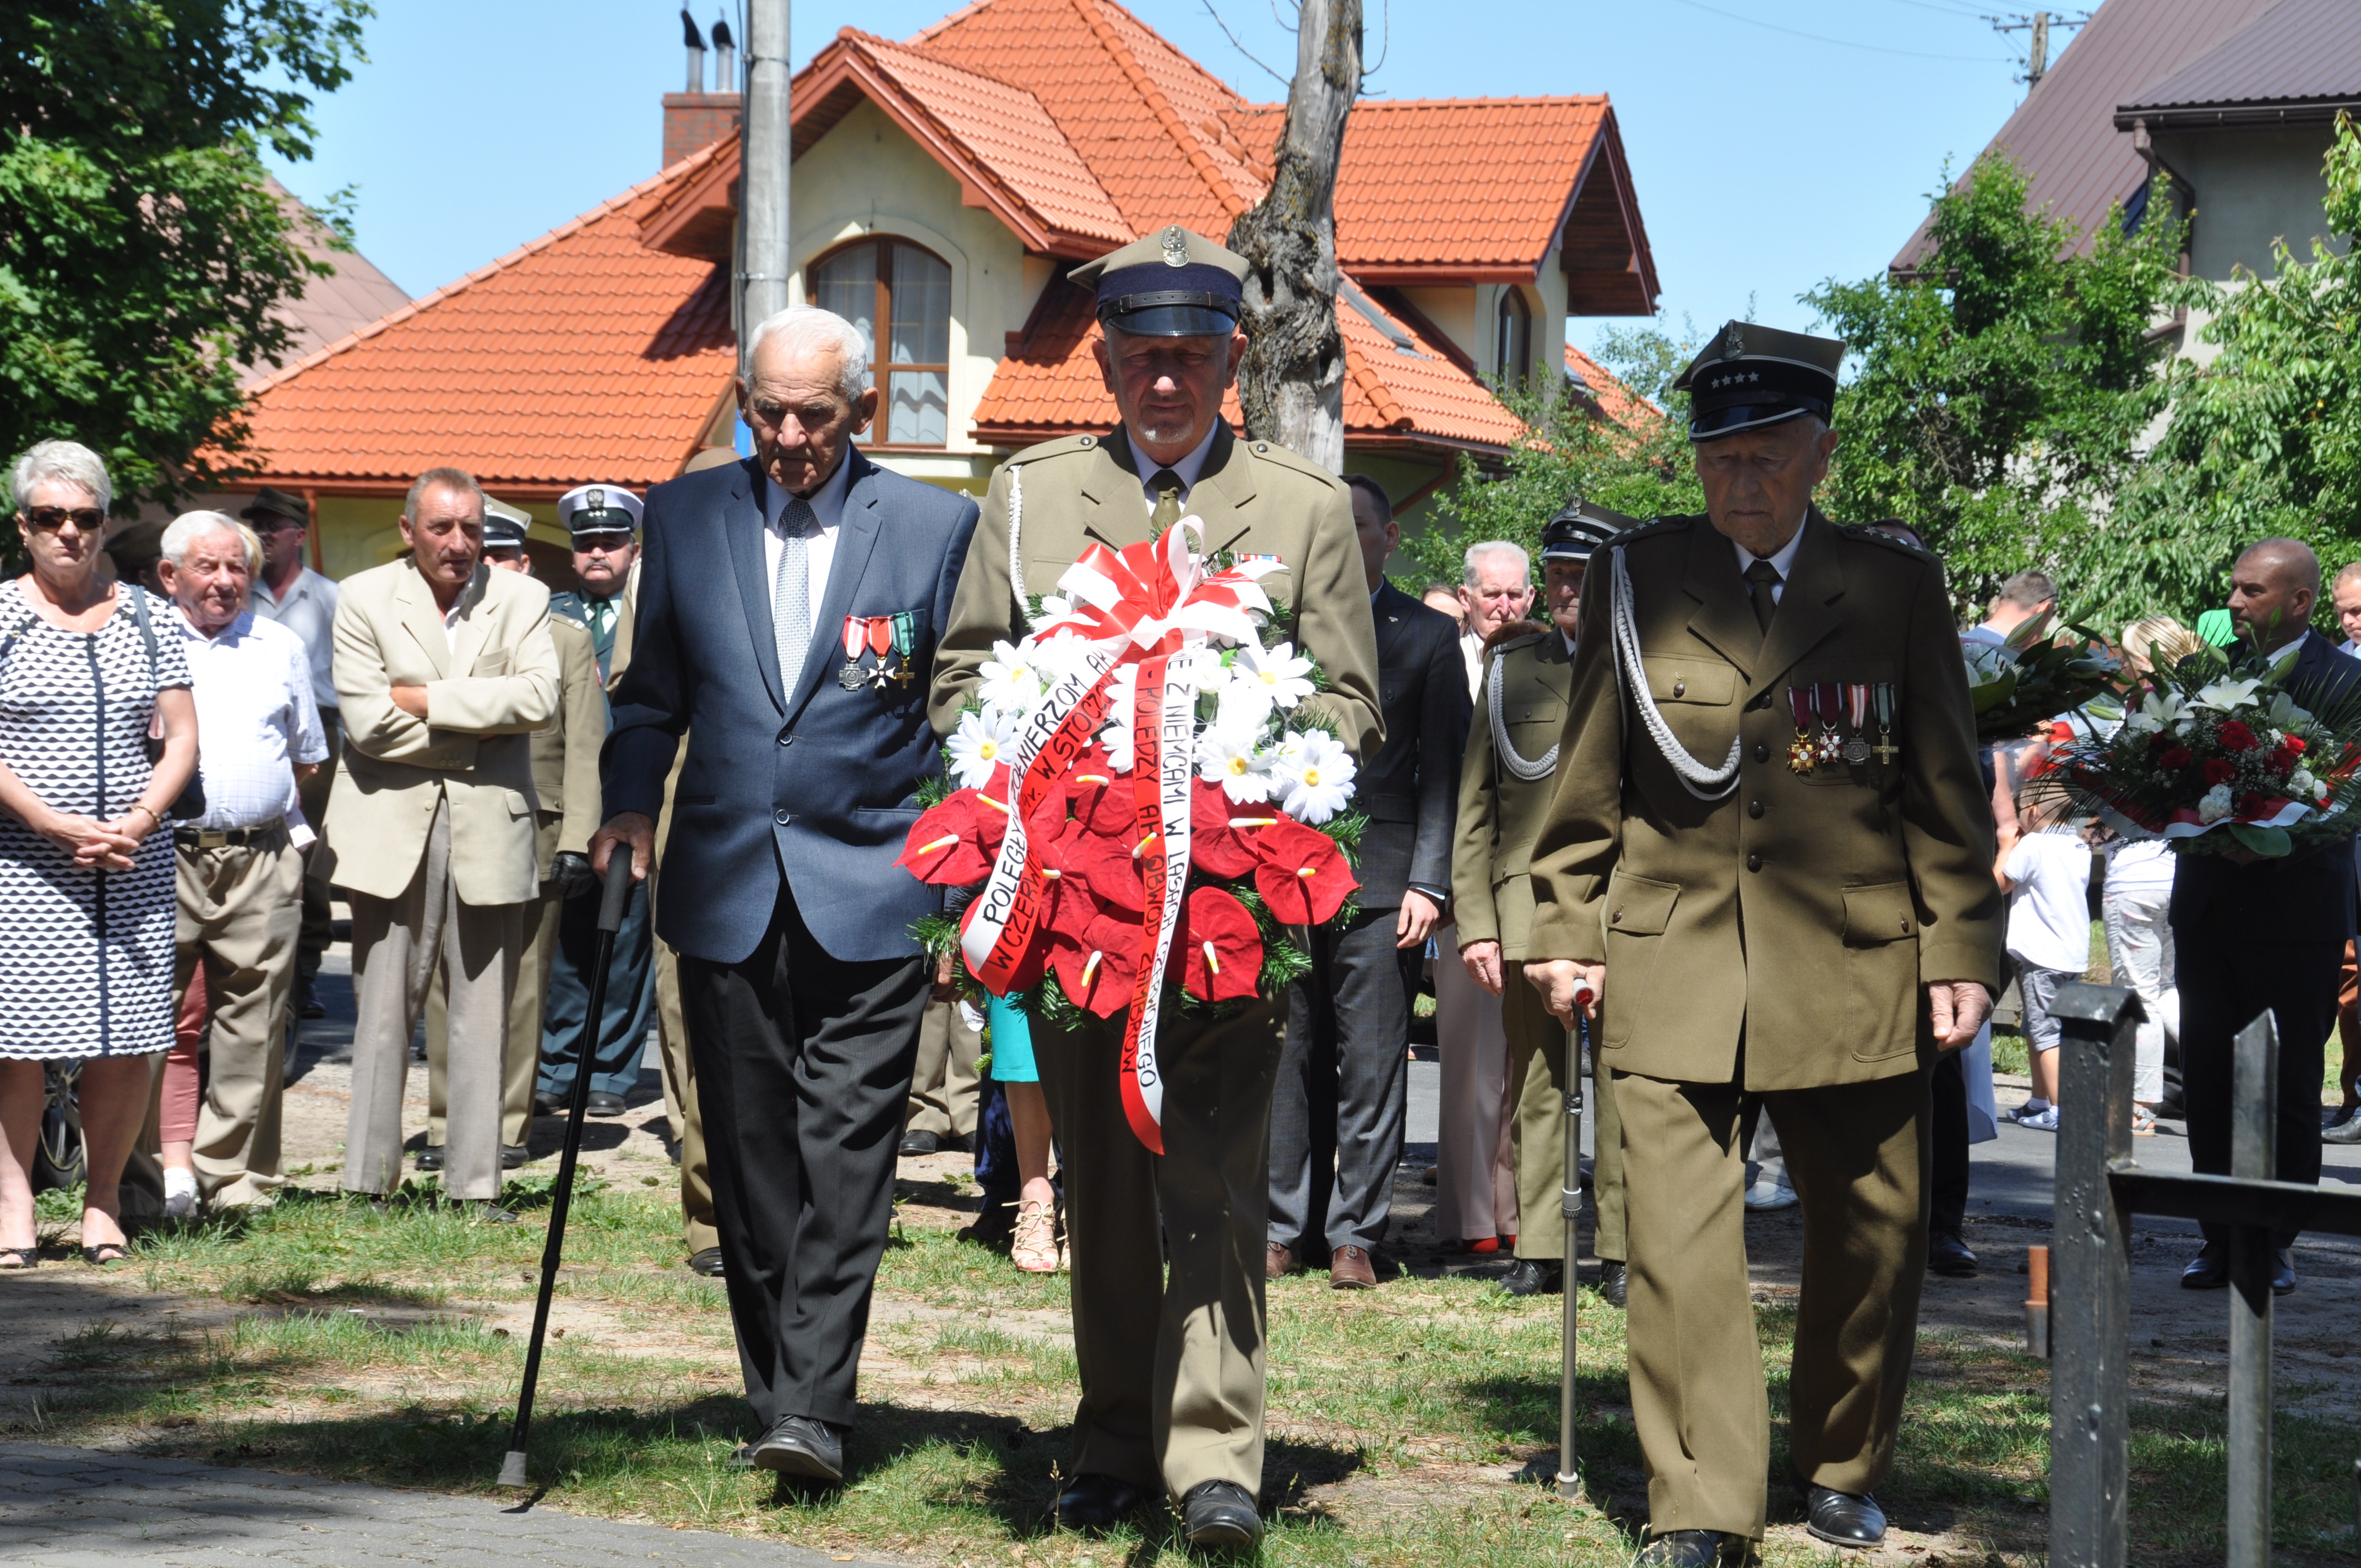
[1789,658,1898,786]
[1641,655,1737,760]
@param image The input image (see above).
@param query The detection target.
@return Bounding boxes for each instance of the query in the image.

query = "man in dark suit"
[594,305,978,1481]
[1266,475,1471,1288]
[2172,537,2361,1298]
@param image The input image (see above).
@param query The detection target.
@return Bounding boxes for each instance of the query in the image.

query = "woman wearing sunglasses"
[0,440,198,1268]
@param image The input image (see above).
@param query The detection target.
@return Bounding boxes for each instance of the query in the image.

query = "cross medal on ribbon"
[1787,685,1817,776]
[837,617,874,690]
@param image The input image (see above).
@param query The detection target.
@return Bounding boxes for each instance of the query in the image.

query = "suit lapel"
[1085,431,1151,549]
[394,562,452,679]
[1680,519,1759,678]
[719,459,785,716]
[447,568,492,671]
[1747,511,1845,702]
[1371,580,1412,668]
[786,448,884,722]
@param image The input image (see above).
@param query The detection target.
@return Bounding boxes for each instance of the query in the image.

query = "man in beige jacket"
[325,466,558,1211]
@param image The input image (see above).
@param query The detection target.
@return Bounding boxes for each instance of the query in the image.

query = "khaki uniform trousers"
[172,837,302,1207]
[344,796,521,1201]
[1504,979,1623,1264]
[426,809,564,1150]
[1433,921,1517,1242]
[655,924,719,1254]
[1617,1066,1929,1539]
[1036,999,1283,1500]
[906,998,982,1140]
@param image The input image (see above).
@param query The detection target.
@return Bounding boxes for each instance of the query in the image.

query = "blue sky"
[266,0,2062,360]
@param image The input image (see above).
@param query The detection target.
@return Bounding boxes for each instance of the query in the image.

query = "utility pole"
[1984,8,2085,92]
[738,0,790,372]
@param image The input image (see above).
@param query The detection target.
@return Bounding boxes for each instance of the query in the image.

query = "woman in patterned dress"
[0,442,198,1268]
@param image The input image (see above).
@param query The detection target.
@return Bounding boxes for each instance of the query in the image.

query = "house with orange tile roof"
[236,0,1660,580]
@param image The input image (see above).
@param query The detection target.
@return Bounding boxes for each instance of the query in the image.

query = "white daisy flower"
[1100,718,1136,774]
[1232,640,1316,714]
[946,708,1020,789]
[1027,594,1076,633]
[1273,728,1356,824]
[976,640,1048,715]
[1198,725,1275,803]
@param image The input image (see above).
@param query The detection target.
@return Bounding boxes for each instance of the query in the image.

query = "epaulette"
[549,607,589,630]
[1005,432,1105,467]
[1241,438,1345,489]
[1489,626,1551,658]
[1840,522,1935,560]
[1604,512,1695,547]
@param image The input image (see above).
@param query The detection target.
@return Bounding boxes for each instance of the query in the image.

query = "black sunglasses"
[21,505,105,533]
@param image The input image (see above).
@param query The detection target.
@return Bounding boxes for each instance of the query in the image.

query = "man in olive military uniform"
[1521,323,2000,1567]
[422,499,602,1167]
[930,225,1381,1548]
[538,483,656,1119]
[1454,499,1628,1304]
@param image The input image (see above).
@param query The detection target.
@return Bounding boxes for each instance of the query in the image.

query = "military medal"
[1786,686,1816,776]
[838,616,872,691]
[887,611,917,688]
[1815,682,1846,765]
[1872,682,1901,764]
[1841,683,1872,766]
[866,617,896,688]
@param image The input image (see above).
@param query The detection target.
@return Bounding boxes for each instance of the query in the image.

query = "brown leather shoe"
[1265,1242,1296,1280]
[1330,1245,1377,1289]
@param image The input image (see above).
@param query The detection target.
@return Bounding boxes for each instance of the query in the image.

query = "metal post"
[1556,1021,1583,1500]
[2047,983,2142,1568]
[2226,1010,2279,1568]
[737,0,791,371]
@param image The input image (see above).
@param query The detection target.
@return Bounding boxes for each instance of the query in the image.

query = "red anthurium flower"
[1051,911,1143,1017]
[1057,745,1139,837]
[1189,779,1264,878]
[2203,758,2237,786]
[1177,886,1263,1002]
[897,793,997,885]
[1043,820,1147,916]
[2159,747,2193,771]
[2217,721,2259,752]
[1248,817,1359,926]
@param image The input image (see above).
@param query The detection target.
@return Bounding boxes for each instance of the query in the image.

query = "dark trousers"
[1929,1050,1968,1235]
[540,873,657,1100]
[2174,930,2336,1246]
[680,883,929,1429]
[1269,905,1415,1256]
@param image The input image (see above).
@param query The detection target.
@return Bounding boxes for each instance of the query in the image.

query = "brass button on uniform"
[1748,800,1764,819]
[1746,853,1762,872]
[1611,910,1623,924]
[1673,678,1687,698]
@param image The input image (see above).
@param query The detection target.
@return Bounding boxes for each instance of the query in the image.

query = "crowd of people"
[0,215,2352,1565]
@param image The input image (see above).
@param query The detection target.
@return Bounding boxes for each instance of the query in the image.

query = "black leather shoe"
[500,1143,530,1169]
[2182,1242,2228,1289]
[1055,1471,1147,1532]
[1634,1528,1749,1565]
[534,1091,563,1117]
[749,1414,844,1482]
[415,1145,444,1171]
[898,1129,940,1156]
[687,1246,726,1278]
[1597,1260,1627,1308]
[1502,1259,1562,1297]
[1927,1229,1978,1277]
[2273,1248,2297,1295]
[1800,1484,1884,1547]
[585,1091,627,1118]
[1180,1479,1263,1547]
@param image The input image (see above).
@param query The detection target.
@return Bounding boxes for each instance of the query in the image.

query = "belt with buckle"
[173,826,289,850]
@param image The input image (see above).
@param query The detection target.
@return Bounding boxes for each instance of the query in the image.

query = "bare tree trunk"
[1227,0,1361,475]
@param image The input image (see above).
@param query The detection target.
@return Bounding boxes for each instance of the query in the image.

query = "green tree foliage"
[2089,118,2361,628]
[1,1,370,518]
[1403,323,1704,587]
[1804,151,2184,610]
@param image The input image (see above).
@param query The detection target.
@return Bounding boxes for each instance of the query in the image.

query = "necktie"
[1147,468,1184,530]
[773,494,815,689]
[1745,559,1782,633]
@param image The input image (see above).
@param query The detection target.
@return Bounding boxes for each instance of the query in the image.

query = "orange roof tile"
[241,152,735,494]
[1563,342,1658,430]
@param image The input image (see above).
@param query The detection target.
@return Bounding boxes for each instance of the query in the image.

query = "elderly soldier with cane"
[1521,322,2000,1565]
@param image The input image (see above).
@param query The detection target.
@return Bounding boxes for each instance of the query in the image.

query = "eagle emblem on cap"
[1726,322,1745,358]
[585,488,605,510]
[1161,226,1189,268]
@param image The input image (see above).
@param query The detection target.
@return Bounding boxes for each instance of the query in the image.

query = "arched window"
[810,238,951,446]
[1494,286,1532,387]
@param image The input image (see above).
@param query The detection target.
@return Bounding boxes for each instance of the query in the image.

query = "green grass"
[8,1185,2355,1565]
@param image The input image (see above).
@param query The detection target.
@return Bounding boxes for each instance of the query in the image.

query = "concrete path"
[0,1444,893,1568]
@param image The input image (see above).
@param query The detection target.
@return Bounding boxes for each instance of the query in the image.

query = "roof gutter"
[2113,97,2361,132]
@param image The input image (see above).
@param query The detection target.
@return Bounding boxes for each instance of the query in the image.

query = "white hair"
[161,510,259,573]
[743,305,872,402]
[1462,540,1531,589]
[10,439,112,514]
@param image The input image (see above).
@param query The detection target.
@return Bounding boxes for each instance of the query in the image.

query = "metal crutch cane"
[499,853,636,1489]
[1556,981,1596,1501]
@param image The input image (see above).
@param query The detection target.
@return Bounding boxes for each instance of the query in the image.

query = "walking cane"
[499,853,636,1489]
[1556,981,1596,1502]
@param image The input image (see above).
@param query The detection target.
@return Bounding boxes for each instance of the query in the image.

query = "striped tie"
[773,494,814,690]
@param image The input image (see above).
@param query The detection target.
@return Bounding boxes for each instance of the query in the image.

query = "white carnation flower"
[946,709,1020,788]
[2290,767,2317,796]
[2197,783,2234,824]
[1273,728,1356,824]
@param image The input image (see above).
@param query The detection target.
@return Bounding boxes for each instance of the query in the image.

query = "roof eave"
[2114,97,2361,130]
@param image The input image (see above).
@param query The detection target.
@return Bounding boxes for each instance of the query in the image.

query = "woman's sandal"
[1011,1199,1060,1273]
[0,1246,35,1271]
[80,1242,129,1267]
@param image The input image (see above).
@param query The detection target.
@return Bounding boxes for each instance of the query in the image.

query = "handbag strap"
[126,582,161,684]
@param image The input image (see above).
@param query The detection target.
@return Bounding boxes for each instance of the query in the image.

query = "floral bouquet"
[1961,616,2122,744]
[2040,650,2361,858]
[896,520,1361,1151]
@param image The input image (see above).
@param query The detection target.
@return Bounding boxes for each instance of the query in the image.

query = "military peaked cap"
[558,482,644,537]
[1069,225,1248,337]
[1541,497,1639,563]
[1674,319,1845,442]
[481,496,531,549]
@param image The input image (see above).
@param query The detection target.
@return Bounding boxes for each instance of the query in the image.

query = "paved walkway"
[0,1444,894,1567]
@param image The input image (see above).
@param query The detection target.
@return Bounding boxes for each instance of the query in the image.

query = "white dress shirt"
[758,446,856,633]
[1134,423,1221,513]
[250,564,340,711]
[174,609,328,835]
[1731,523,1806,606]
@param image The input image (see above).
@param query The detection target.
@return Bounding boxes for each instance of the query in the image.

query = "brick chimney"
[663,12,739,169]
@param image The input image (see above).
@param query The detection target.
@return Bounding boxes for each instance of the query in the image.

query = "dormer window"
[811,238,952,446]
[1494,286,1532,388]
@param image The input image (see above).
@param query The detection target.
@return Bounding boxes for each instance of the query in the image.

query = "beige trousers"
[1504,977,1624,1263]
[344,796,521,1201]
[1036,1000,1283,1500]
[654,927,718,1253]
[172,837,302,1207]
[428,845,561,1148]
[906,998,982,1140]
[1433,921,1517,1241]
[1617,1068,1928,1539]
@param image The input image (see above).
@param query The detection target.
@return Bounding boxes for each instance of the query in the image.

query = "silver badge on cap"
[1161,226,1188,268]
[585,488,605,511]
[1726,322,1745,358]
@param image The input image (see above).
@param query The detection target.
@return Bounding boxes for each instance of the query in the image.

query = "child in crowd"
[1995,786,2092,1131]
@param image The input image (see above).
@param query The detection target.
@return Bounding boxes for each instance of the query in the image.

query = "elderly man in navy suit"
[2173,538,2361,1299]
[594,306,978,1482]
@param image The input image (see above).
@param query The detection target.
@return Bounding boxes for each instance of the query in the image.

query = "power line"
[1662,0,2011,61]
